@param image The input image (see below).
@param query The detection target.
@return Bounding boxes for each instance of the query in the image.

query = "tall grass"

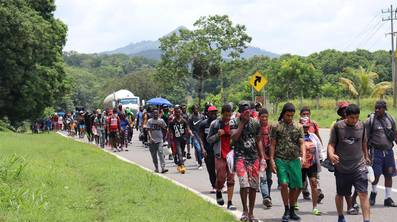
[268,97,397,127]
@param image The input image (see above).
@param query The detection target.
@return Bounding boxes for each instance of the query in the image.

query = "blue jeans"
[192,135,203,165]
[260,160,273,199]
[98,129,105,148]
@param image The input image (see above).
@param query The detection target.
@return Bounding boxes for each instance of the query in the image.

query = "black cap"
[375,100,387,110]
[238,100,250,113]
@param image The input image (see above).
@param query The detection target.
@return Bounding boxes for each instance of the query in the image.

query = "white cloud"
[55,0,394,55]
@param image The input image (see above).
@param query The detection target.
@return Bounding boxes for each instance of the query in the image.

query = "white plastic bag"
[226,150,234,172]
[163,142,172,155]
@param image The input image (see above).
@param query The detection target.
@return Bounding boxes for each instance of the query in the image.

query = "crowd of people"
[55,99,397,222]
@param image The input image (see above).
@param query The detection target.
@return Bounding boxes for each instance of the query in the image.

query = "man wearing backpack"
[366,100,397,207]
[328,104,371,222]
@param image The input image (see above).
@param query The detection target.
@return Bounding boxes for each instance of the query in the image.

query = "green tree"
[0,0,67,126]
[268,56,321,101]
[158,15,251,106]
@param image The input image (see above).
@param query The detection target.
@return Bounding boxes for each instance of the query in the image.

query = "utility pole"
[382,5,397,108]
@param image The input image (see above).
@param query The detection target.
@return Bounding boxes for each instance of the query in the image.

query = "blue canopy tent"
[147,98,173,106]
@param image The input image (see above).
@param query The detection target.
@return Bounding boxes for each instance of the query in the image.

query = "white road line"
[56,132,246,221]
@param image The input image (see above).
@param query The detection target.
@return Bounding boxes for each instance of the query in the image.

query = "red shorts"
[236,158,259,189]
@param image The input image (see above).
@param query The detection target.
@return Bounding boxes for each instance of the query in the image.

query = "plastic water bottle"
[367,166,375,183]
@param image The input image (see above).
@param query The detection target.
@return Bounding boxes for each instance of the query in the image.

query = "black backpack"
[368,112,396,144]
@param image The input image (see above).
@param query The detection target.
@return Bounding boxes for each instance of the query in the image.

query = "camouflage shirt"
[270,121,304,160]
[230,117,261,160]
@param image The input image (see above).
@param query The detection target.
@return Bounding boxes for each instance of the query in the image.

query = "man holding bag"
[207,104,236,210]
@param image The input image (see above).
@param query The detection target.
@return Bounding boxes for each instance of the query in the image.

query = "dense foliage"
[0,0,67,126]
[61,48,392,111]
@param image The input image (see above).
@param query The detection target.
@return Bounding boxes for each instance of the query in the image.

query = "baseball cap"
[238,101,250,113]
[337,101,350,116]
[208,106,218,112]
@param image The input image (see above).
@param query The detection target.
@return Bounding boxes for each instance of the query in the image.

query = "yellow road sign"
[249,71,268,92]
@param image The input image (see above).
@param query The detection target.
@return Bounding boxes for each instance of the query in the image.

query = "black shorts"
[301,164,318,182]
[335,168,368,196]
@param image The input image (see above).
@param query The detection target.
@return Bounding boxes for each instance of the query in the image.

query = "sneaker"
[293,203,299,211]
[161,169,169,174]
[369,192,377,206]
[338,216,347,222]
[154,169,159,173]
[174,156,179,165]
[303,191,311,200]
[281,215,289,222]
[198,165,203,170]
[312,208,321,216]
[180,165,186,174]
[282,209,289,222]
[168,154,173,160]
[216,191,224,206]
[384,197,397,207]
[317,190,324,204]
[289,210,300,221]
[176,165,181,173]
[263,197,272,208]
[347,207,358,215]
[187,153,192,159]
[227,201,236,210]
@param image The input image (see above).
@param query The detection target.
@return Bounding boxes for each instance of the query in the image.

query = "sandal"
[240,213,249,222]
[248,216,259,222]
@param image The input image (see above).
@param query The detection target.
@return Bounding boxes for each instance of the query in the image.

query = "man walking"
[200,105,219,192]
[147,108,168,174]
[189,104,205,169]
[231,101,264,222]
[107,108,121,152]
[366,100,397,207]
[168,105,191,174]
[328,104,371,222]
[270,103,305,222]
[207,104,236,210]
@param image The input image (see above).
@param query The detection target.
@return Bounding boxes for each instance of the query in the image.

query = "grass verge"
[0,132,238,222]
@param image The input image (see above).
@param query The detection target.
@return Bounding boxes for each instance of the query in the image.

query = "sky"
[55,0,395,56]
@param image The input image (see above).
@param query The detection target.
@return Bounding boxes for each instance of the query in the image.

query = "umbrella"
[147,98,173,106]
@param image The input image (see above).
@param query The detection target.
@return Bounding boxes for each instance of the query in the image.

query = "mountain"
[104,40,160,55]
[102,27,279,60]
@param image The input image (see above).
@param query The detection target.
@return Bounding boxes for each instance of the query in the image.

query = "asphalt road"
[68,129,397,222]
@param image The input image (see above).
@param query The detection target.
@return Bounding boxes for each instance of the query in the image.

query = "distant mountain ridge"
[103,27,279,60]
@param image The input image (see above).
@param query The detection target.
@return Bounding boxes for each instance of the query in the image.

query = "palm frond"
[371,81,392,98]
[339,77,359,96]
